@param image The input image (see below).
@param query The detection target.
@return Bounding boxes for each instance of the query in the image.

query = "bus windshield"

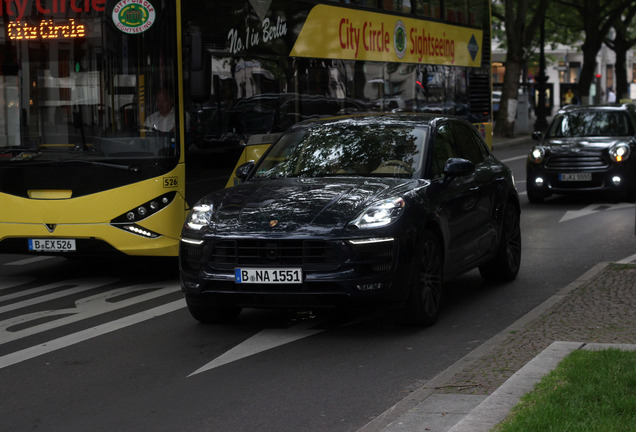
[0,1,179,163]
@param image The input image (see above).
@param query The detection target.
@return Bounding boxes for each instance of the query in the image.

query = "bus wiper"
[55,159,139,172]
[9,151,41,161]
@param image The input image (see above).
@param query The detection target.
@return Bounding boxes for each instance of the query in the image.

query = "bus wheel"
[186,298,242,323]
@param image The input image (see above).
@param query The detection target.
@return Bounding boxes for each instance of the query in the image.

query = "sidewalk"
[358,262,636,432]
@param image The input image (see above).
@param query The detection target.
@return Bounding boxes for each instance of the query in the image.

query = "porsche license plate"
[28,239,76,252]
[559,172,592,181]
[235,268,302,284]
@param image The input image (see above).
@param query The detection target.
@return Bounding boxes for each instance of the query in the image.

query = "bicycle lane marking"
[0,298,185,370]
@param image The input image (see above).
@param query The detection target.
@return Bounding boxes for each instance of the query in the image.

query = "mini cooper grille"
[209,239,338,270]
[545,154,608,170]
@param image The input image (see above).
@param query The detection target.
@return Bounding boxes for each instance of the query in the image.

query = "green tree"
[554,0,631,105]
[493,0,548,137]
[604,4,636,101]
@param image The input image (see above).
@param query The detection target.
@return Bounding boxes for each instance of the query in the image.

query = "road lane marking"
[0,277,33,292]
[0,282,181,345]
[559,203,634,223]
[4,256,58,266]
[617,253,636,264]
[0,299,185,370]
[500,155,527,163]
[0,278,117,311]
[188,319,324,377]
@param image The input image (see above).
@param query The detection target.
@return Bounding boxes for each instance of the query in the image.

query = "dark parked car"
[527,104,636,203]
[179,114,521,326]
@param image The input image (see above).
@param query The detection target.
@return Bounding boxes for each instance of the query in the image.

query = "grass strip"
[494,348,636,432]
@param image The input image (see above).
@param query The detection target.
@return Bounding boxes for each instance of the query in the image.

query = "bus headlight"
[111,191,177,223]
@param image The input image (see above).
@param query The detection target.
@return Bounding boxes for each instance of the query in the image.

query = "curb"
[357,262,610,432]
[448,341,636,432]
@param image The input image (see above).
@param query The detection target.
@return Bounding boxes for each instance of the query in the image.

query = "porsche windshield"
[0,1,178,163]
[254,122,426,179]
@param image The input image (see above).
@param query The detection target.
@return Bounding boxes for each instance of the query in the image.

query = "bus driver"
[144,88,175,132]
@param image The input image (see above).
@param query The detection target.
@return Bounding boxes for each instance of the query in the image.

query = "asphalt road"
[2,140,636,432]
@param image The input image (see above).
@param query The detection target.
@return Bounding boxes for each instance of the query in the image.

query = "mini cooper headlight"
[186,203,214,230]
[351,197,405,229]
[529,146,546,163]
[609,143,630,162]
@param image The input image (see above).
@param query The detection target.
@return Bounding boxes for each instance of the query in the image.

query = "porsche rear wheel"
[479,203,521,282]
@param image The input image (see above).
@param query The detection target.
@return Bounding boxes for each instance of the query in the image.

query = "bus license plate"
[28,239,76,252]
[560,172,592,181]
[235,268,302,284]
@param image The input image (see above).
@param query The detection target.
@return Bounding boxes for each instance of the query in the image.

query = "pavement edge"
[356,262,611,432]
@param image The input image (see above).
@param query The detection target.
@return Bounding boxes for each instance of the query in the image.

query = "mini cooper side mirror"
[235,161,255,182]
[443,158,475,177]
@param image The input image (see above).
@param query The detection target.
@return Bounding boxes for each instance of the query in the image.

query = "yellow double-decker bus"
[0,0,492,258]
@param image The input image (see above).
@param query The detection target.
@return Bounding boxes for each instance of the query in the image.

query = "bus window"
[0,1,179,163]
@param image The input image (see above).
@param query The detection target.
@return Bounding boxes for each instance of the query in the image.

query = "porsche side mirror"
[235,161,255,182]
[443,158,475,177]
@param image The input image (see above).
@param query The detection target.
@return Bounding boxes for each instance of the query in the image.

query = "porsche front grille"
[209,239,338,270]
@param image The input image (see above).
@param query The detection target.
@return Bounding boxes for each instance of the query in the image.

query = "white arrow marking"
[188,319,324,377]
[0,299,185,370]
[559,203,634,223]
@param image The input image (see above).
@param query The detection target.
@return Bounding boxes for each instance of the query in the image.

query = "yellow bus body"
[0,164,186,257]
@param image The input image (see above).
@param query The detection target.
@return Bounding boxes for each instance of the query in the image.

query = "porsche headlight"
[609,143,630,162]
[186,203,214,230]
[351,197,405,229]
[529,146,546,163]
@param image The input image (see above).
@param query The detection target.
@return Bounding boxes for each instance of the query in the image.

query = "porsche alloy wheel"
[405,230,444,326]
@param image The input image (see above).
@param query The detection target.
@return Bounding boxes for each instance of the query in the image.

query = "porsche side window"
[450,123,485,164]
[430,124,455,179]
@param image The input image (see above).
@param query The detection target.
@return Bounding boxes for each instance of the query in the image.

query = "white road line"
[188,319,325,376]
[0,278,116,308]
[617,253,636,264]
[500,155,527,163]
[0,299,185,370]
[4,256,57,266]
[0,282,181,345]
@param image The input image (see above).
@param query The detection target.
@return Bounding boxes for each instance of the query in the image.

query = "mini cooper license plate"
[235,268,303,284]
[559,172,592,181]
[28,239,76,252]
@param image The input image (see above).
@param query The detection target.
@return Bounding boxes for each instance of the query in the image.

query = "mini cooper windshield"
[549,111,634,137]
[253,122,426,179]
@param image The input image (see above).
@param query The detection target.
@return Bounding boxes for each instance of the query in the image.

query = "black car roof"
[291,112,465,129]
[557,103,636,115]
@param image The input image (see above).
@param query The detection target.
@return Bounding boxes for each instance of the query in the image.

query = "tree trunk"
[495,62,522,137]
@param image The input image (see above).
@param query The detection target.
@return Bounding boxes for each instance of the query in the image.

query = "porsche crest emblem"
[269,220,278,227]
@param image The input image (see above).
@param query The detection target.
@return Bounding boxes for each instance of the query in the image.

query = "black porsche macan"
[179,114,521,326]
